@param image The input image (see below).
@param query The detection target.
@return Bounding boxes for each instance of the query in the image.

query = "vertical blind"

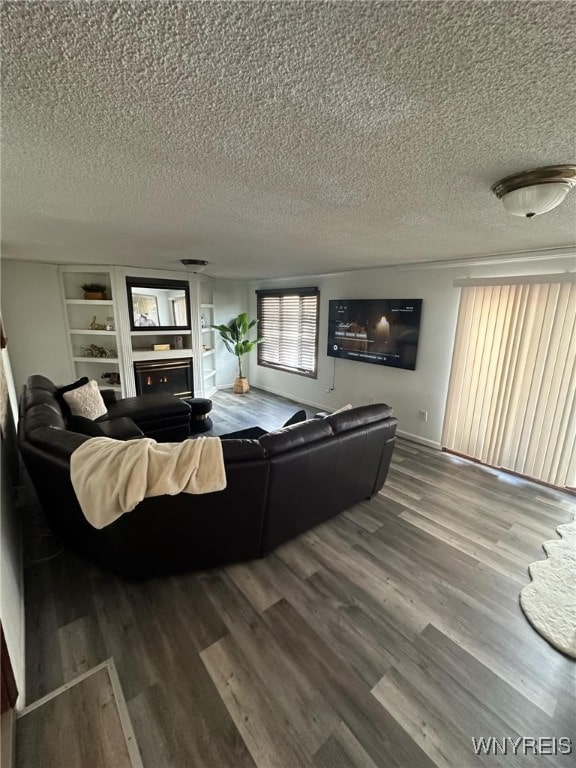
[256,288,319,378]
[442,277,576,489]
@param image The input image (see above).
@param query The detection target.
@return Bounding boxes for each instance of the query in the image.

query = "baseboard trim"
[251,383,330,413]
[396,430,441,450]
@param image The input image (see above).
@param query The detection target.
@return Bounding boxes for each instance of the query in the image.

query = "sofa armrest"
[100,389,118,407]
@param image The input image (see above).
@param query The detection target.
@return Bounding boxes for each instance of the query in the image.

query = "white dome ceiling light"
[492,165,576,218]
[181,259,209,273]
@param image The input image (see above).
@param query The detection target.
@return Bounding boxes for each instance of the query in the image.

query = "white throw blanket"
[70,436,226,529]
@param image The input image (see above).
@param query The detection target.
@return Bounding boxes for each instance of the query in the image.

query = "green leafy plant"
[81,283,107,293]
[211,312,263,379]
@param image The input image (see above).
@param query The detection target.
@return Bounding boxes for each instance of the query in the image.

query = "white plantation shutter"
[257,288,319,377]
[442,276,576,489]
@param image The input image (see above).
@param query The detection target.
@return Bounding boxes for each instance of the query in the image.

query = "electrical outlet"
[419,409,428,422]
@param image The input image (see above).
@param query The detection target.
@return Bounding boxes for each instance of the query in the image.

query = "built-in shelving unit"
[60,266,218,400]
[199,294,217,396]
[60,267,125,395]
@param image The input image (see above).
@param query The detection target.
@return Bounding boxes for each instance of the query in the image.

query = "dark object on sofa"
[218,409,308,440]
[219,425,268,440]
[19,374,398,579]
[186,397,213,434]
[282,409,307,427]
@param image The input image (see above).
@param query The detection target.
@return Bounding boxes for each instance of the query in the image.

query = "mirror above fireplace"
[126,277,191,332]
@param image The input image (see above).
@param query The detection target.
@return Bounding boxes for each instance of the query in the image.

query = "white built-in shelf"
[202,350,215,357]
[200,303,214,309]
[101,385,122,393]
[73,357,119,363]
[201,327,213,333]
[66,299,114,306]
[70,329,117,336]
[203,369,217,379]
[132,349,194,361]
[130,330,192,337]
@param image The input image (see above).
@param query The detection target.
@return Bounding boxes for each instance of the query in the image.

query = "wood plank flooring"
[22,388,576,767]
[17,661,142,768]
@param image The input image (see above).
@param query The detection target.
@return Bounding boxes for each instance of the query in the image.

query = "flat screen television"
[327,299,423,370]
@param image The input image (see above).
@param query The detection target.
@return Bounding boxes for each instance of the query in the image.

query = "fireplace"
[134,359,193,399]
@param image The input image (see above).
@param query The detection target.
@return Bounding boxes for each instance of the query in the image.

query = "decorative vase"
[233,377,250,394]
[84,291,106,300]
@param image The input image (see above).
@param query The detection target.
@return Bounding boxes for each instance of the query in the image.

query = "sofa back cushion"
[24,387,59,410]
[25,426,88,460]
[27,374,58,394]
[260,419,333,457]
[221,439,266,462]
[326,403,393,433]
[23,403,67,433]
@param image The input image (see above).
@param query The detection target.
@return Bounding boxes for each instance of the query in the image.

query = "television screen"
[327,299,423,370]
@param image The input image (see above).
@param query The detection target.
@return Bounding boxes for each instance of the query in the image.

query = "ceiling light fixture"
[491,165,576,218]
[181,259,209,273]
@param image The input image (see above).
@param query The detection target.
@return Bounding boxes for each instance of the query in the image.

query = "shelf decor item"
[211,312,263,394]
[80,344,116,358]
[89,316,107,330]
[81,283,108,300]
[101,372,121,386]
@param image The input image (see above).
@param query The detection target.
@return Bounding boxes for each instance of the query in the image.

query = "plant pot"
[84,292,107,301]
[233,377,250,394]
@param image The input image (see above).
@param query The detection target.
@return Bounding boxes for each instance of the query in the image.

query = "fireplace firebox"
[134,359,193,399]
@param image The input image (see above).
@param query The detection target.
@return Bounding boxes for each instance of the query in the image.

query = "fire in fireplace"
[134,359,193,398]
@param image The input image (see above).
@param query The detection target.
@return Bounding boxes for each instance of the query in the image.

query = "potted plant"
[211,312,263,393]
[81,282,108,300]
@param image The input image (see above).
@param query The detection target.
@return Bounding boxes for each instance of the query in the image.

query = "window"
[256,287,319,378]
[443,276,576,489]
[172,296,187,325]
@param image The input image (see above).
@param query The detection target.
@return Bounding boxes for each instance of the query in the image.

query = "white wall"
[249,257,574,447]
[1,260,251,396]
[3,256,573,445]
[213,279,249,387]
[1,260,72,392]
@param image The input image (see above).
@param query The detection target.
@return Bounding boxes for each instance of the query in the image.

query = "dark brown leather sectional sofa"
[19,374,398,579]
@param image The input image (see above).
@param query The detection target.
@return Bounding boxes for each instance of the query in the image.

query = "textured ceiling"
[1,0,575,279]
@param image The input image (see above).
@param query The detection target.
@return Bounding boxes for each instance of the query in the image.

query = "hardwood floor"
[202,386,317,437]
[17,661,142,768]
[22,388,575,767]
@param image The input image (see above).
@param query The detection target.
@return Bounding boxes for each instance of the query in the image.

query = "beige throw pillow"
[331,403,353,415]
[63,379,107,420]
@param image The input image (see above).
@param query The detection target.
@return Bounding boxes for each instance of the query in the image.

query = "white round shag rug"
[520,517,576,659]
